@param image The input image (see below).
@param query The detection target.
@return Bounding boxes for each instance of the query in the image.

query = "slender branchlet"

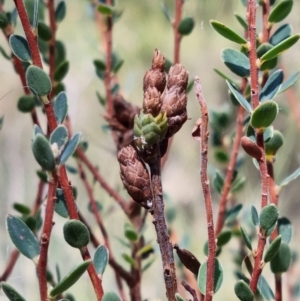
[194,77,216,301]
[173,0,183,64]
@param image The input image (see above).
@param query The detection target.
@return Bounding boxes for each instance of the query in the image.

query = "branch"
[173,0,183,64]
[0,249,20,282]
[149,153,178,301]
[194,77,216,301]
[181,281,199,301]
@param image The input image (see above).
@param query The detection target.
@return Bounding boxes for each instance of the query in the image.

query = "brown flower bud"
[152,49,165,71]
[143,87,162,116]
[241,136,263,160]
[167,64,188,92]
[118,145,153,209]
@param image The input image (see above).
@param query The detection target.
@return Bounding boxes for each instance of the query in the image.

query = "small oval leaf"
[54,61,69,82]
[270,24,291,46]
[32,134,56,171]
[259,204,279,233]
[268,0,293,23]
[278,217,292,244]
[6,215,40,263]
[240,226,252,251]
[234,280,254,301]
[26,66,52,97]
[102,292,122,301]
[234,13,248,30]
[178,17,195,36]
[217,230,232,247]
[1,282,27,301]
[63,220,90,249]
[270,242,291,274]
[49,260,92,297]
[259,69,284,102]
[250,101,278,129]
[54,92,68,123]
[93,245,109,276]
[60,132,81,165]
[226,81,252,112]
[38,22,52,41]
[225,204,243,223]
[264,235,281,263]
[55,188,69,218]
[55,1,66,23]
[278,72,300,94]
[50,125,69,150]
[124,223,138,242]
[251,205,259,226]
[265,130,284,156]
[9,35,31,62]
[17,95,36,113]
[210,20,247,45]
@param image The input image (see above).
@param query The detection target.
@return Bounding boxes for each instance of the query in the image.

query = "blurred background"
[0,0,300,300]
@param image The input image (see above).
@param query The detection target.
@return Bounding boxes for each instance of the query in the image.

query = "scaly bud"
[143,87,162,117]
[167,64,189,93]
[152,49,165,71]
[118,145,153,209]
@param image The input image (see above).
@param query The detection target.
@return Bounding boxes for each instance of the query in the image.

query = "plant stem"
[275,273,282,301]
[37,175,58,301]
[173,0,183,64]
[181,280,199,301]
[149,153,177,301]
[0,249,20,281]
[215,79,247,236]
[194,77,216,301]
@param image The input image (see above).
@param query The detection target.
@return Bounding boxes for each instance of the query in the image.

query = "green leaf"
[1,282,27,301]
[221,48,250,78]
[175,293,185,301]
[217,230,232,247]
[54,92,68,123]
[112,59,124,74]
[250,101,278,129]
[17,95,36,113]
[26,65,52,97]
[96,91,106,107]
[279,166,300,187]
[32,134,56,171]
[265,130,284,156]
[226,81,252,112]
[124,223,138,242]
[50,125,68,150]
[197,258,223,294]
[240,226,252,251]
[259,204,279,233]
[0,11,9,29]
[142,256,156,272]
[270,242,291,274]
[212,170,224,194]
[178,17,194,36]
[0,45,11,60]
[234,280,254,301]
[278,217,292,244]
[49,260,92,297]
[38,22,52,41]
[55,188,69,218]
[66,164,78,174]
[160,2,172,23]
[259,69,283,102]
[278,72,300,94]
[260,35,300,63]
[55,40,66,66]
[60,132,81,165]
[98,4,113,15]
[6,215,40,263]
[87,201,103,213]
[270,24,291,46]
[257,43,278,71]
[234,13,247,30]
[122,253,137,268]
[231,177,246,193]
[0,115,4,130]
[268,0,293,23]
[9,35,31,62]
[263,126,274,142]
[13,203,31,215]
[54,61,69,82]
[251,205,259,226]
[55,1,66,23]
[257,275,275,300]
[225,204,243,223]
[213,68,236,84]
[63,220,90,249]
[264,235,281,263]
[210,20,247,45]
[102,292,122,301]
[93,245,109,276]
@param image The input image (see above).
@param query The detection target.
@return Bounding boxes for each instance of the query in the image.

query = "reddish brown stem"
[194,77,216,301]
[0,249,20,281]
[32,180,46,215]
[173,0,183,64]
[215,79,247,236]
[181,281,199,301]
[149,153,178,301]
[275,274,282,301]
[262,0,270,43]
[76,148,130,217]
[286,88,300,130]
[37,175,58,301]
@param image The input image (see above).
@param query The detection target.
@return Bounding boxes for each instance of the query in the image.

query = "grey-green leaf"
[234,280,254,301]
[260,35,300,63]
[17,95,36,113]
[49,260,92,297]
[55,188,69,218]
[50,125,68,150]
[251,205,259,226]
[221,48,250,78]
[217,230,232,247]
[257,275,275,301]
[213,68,236,84]
[102,292,122,301]
[60,132,81,165]
[240,226,252,251]
[38,22,52,41]
[270,242,291,274]
[93,245,109,276]
[278,72,300,94]
[259,204,279,233]
[225,204,243,223]
[264,235,281,262]
[226,81,252,112]
[63,220,90,249]
[250,101,278,129]
[210,20,247,45]
[270,24,291,46]
[279,166,300,187]
[26,65,52,97]
[268,0,293,23]
[54,92,68,123]
[259,69,283,102]
[55,1,66,23]
[32,134,56,171]
[197,258,223,294]
[9,35,31,62]
[124,223,138,242]
[212,170,224,194]
[278,217,292,244]
[54,61,69,82]
[178,17,194,36]
[1,282,27,301]
[234,13,248,30]
[6,215,40,263]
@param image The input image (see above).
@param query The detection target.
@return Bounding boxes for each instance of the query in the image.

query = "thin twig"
[194,77,216,301]
[173,0,183,64]
[149,151,178,301]
[181,280,199,301]
[0,249,20,281]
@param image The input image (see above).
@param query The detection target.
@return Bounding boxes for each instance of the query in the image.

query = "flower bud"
[152,49,165,71]
[241,136,263,160]
[143,86,162,116]
[167,64,188,93]
[118,145,153,209]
